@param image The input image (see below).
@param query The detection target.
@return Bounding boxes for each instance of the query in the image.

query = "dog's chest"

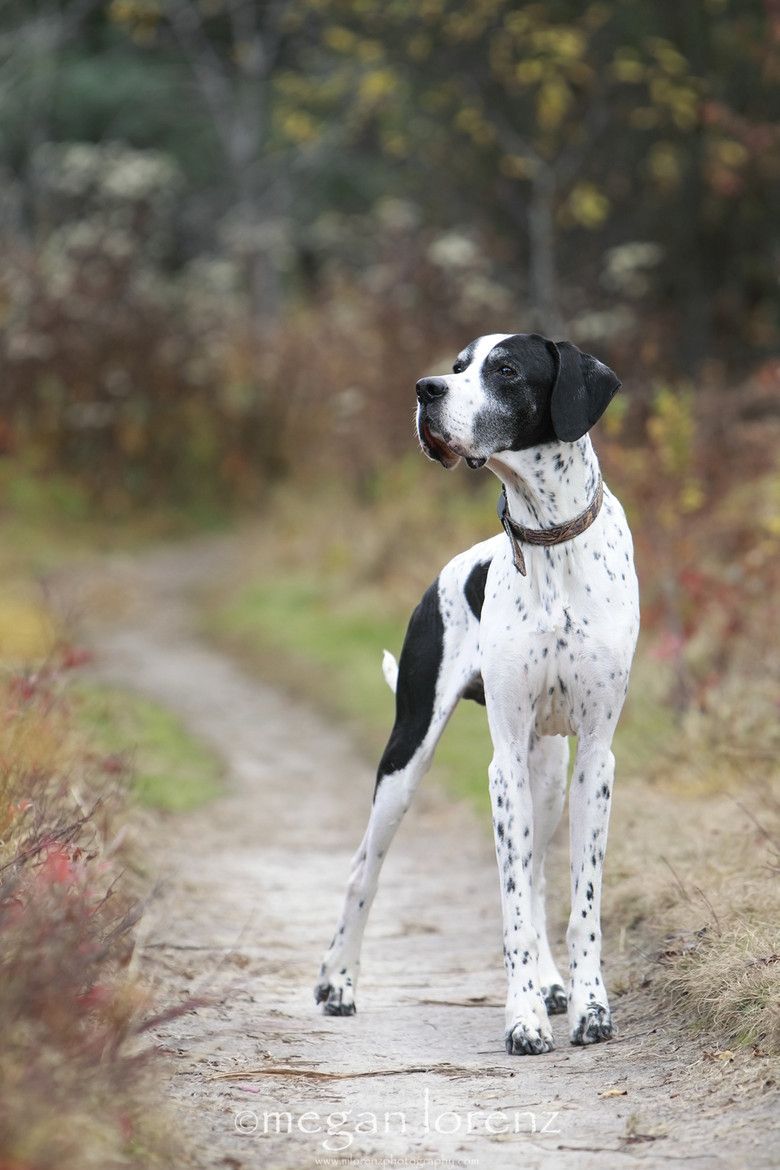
[479,525,638,736]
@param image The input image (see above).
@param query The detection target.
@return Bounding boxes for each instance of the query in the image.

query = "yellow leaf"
[280,110,318,144]
[324,26,356,53]
[648,142,682,187]
[715,139,748,168]
[454,106,496,146]
[553,28,586,60]
[515,59,545,86]
[612,50,645,83]
[567,181,610,228]
[651,38,689,76]
[536,80,571,132]
[599,1087,628,1098]
[358,69,396,104]
[680,481,704,513]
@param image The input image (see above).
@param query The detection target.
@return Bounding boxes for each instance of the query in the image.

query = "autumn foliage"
[0,657,170,1170]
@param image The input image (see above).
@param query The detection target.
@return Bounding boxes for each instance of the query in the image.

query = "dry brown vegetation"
[0,654,178,1170]
[604,673,780,1058]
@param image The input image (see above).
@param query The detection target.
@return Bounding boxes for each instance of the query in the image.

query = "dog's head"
[416,333,621,470]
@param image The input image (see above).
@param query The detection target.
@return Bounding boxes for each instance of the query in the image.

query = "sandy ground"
[57,540,777,1170]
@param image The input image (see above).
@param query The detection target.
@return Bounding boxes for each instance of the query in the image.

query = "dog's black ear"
[546,340,621,442]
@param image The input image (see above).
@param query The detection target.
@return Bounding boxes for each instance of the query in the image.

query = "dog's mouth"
[418,416,461,470]
[417,412,488,471]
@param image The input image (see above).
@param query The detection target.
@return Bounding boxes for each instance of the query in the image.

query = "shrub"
[0,656,172,1169]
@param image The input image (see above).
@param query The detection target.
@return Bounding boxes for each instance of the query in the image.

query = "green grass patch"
[214,576,403,733]
[75,684,223,812]
[612,653,678,779]
[0,457,229,582]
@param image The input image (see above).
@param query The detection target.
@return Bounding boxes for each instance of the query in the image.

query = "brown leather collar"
[497,473,604,576]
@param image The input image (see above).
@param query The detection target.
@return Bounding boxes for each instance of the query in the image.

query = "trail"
[59,540,775,1169]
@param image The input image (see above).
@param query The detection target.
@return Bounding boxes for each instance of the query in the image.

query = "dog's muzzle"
[416,378,460,469]
[417,412,459,469]
[415,378,486,470]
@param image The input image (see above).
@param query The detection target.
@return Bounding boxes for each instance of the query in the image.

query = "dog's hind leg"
[528,733,569,1015]
[315,571,481,1016]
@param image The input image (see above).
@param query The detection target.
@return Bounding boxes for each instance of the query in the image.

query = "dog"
[315,332,639,1055]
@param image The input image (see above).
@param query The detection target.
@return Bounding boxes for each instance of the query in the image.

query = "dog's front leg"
[567,740,615,1045]
[489,737,554,1055]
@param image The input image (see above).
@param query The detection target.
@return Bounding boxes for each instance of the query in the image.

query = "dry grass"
[664,922,780,1054]
[603,680,780,1055]
[0,656,179,1169]
[605,771,780,1049]
[0,457,233,1168]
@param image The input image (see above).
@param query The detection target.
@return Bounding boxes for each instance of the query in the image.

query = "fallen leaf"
[599,1087,628,1098]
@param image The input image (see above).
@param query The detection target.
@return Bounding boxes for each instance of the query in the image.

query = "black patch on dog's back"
[464,559,491,619]
[375,579,443,792]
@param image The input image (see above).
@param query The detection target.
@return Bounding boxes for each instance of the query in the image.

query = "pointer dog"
[316,333,639,1055]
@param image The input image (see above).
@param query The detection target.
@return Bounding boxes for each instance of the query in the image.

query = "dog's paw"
[570,1002,613,1046]
[542,983,568,1015]
[505,1015,555,1056]
[314,978,356,1017]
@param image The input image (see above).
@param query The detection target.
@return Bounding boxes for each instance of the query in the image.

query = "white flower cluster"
[33,141,182,207]
[31,141,183,265]
[570,305,636,342]
[602,241,663,298]
[426,231,480,269]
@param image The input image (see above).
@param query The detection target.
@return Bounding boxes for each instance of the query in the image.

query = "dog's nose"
[416,377,448,405]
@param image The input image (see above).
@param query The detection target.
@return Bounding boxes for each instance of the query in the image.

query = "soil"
[57,539,778,1170]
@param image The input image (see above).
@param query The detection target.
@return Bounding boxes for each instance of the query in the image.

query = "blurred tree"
[106,0,297,318]
[0,0,101,216]
[0,0,776,367]
[282,0,778,360]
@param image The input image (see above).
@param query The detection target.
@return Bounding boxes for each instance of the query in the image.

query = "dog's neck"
[487,436,601,530]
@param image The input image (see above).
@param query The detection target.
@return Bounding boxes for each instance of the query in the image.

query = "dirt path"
[61,541,775,1170]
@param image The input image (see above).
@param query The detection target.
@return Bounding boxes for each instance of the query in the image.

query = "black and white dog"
[316,333,639,1056]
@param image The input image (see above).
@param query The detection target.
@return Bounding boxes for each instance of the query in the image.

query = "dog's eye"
[499,365,517,378]
[452,361,465,374]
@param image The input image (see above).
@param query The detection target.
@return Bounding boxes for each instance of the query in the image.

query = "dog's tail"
[381,649,398,694]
